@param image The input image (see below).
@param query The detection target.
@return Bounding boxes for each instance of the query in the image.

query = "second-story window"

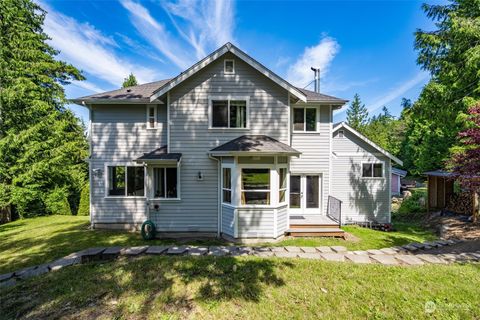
[147,105,157,129]
[211,99,247,128]
[293,107,317,132]
[224,59,235,74]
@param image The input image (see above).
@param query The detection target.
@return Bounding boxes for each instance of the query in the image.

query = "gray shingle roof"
[295,88,348,104]
[136,146,182,161]
[210,135,301,154]
[71,79,172,103]
[392,167,407,177]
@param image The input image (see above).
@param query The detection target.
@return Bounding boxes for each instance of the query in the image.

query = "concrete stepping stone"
[102,247,122,259]
[14,266,37,278]
[331,246,347,253]
[370,254,400,266]
[146,246,169,255]
[366,249,384,255]
[410,243,427,249]
[254,251,274,257]
[352,250,369,255]
[232,247,252,256]
[436,240,449,246]
[320,253,345,262]
[297,253,322,259]
[271,247,286,252]
[0,272,14,282]
[49,256,81,271]
[209,246,230,256]
[396,255,425,266]
[379,248,398,255]
[275,251,298,258]
[167,246,188,255]
[122,246,148,256]
[345,254,371,264]
[300,247,318,253]
[285,246,302,253]
[316,246,333,253]
[187,247,208,256]
[416,254,448,264]
[254,247,271,252]
[0,278,16,288]
[402,244,418,252]
[17,264,50,280]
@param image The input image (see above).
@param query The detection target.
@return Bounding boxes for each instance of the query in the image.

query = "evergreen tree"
[402,0,480,174]
[0,0,88,217]
[122,73,138,87]
[346,94,369,132]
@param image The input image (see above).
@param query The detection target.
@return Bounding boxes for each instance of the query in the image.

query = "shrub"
[77,183,90,216]
[44,187,72,215]
[394,188,427,221]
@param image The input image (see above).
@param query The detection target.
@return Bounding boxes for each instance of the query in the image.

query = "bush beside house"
[77,184,90,216]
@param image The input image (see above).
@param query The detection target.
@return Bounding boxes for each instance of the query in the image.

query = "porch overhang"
[134,146,182,164]
[208,135,301,157]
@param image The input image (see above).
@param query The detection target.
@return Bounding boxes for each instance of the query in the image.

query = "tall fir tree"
[401,0,480,174]
[0,0,88,217]
[346,93,369,132]
[122,73,138,87]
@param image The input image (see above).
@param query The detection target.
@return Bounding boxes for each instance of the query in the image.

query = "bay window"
[153,167,178,198]
[241,168,270,205]
[222,168,232,204]
[211,99,248,128]
[107,166,144,197]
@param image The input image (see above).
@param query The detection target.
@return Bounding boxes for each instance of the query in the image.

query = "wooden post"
[426,175,430,215]
[473,191,479,224]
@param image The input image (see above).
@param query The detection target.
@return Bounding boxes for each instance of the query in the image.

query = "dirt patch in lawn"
[426,214,480,240]
[424,239,480,254]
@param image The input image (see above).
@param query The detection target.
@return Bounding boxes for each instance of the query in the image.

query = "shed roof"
[392,167,408,177]
[423,170,454,177]
[135,146,182,162]
[209,135,301,155]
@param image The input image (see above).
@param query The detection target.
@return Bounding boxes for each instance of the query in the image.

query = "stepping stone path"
[1,239,477,288]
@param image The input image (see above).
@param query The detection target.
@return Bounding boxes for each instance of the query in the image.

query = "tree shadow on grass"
[1,255,293,319]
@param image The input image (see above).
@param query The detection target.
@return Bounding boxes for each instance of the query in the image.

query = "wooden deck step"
[286,228,345,238]
[290,224,339,229]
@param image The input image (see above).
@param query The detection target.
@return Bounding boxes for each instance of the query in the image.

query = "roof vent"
[126,89,132,92]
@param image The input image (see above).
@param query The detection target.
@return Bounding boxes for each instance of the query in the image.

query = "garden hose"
[141,220,156,240]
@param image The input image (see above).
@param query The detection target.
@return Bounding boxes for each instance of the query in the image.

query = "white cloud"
[41,2,158,88]
[71,80,106,93]
[366,72,429,113]
[162,0,235,60]
[120,0,192,69]
[287,37,340,88]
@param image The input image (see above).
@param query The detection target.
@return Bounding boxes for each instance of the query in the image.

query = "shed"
[391,168,407,195]
[424,170,455,213]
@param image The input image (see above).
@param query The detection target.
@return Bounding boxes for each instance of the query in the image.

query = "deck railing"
[327,196,342,226]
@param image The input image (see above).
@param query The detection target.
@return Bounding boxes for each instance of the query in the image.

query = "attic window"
[338,130,344,138]
[224,59,235,74]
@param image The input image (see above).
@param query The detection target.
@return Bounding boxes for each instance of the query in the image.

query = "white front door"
[289,174,322,215]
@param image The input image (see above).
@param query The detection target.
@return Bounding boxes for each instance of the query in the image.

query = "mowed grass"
[1,255,479,319]
[0,216,437,274]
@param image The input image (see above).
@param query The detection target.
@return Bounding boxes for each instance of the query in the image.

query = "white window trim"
[224,59,235,74]
[146,105,157,130]
[278,166,288,205]
[149,164,181,201]
[208,96,250,129]
[104,162,146,198]
[361,161,385,179]
[221,164,234,204]
[292,106,318,133]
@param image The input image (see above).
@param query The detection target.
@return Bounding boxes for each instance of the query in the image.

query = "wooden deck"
[286,215,345,238]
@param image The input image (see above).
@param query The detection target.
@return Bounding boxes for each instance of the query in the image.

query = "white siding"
[221,204,235,237]
[331,130,391,223]
[276,204,289,237]
[237,208,274,238]
[90,104,166,225]
[290,104,331,214]
[164,52,289,232]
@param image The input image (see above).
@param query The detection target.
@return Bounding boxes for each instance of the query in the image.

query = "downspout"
[209,154,221,238]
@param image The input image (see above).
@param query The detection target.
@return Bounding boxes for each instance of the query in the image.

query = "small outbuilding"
[424,170,455,214]
[391,167,407,196]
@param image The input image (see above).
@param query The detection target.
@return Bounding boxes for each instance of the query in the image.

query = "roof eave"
[150,43,307,103]
[70,99,163,105]
[208,151,301,157]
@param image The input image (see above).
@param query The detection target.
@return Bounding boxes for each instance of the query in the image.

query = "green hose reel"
[141,220,156,240]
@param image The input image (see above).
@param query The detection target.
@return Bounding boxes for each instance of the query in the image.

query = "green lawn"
[0,215,436,274]
[1,255,479,319]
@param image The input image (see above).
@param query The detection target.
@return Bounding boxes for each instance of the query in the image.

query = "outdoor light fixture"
[197,171,204,180]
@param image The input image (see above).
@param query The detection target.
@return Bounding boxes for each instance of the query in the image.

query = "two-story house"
[73,43,402,241]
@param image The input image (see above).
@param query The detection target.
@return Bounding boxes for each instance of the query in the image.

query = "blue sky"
[40,0,439,124]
